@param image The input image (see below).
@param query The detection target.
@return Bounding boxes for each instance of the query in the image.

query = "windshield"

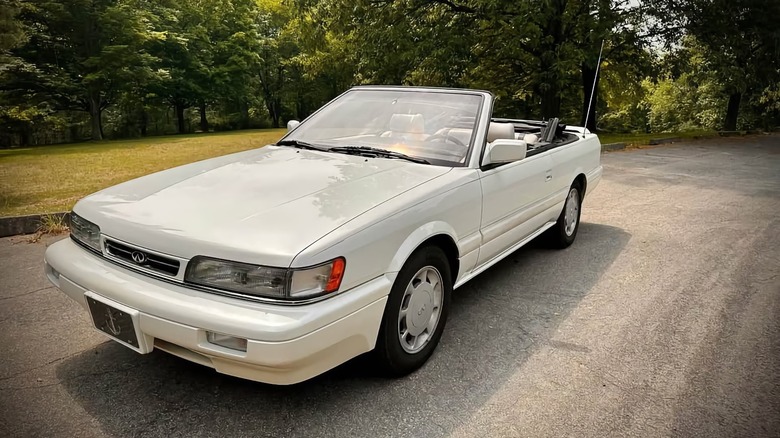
[281,89,483,166]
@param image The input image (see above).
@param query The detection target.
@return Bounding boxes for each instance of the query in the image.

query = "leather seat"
[519,133,540,144]
[381,114,428,141]
[487,122,515,143]
[432,127,473,146]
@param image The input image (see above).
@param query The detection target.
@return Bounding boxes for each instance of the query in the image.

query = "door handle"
[545,171,553,182]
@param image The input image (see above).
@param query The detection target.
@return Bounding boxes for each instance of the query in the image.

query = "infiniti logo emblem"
[131,251,147,264]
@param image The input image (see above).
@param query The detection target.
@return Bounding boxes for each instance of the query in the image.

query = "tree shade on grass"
[0,129,285,217]
[598,130,717,146]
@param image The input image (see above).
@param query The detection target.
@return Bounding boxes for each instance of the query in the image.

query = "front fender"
[292,169,482,293]
[387,221,459,273]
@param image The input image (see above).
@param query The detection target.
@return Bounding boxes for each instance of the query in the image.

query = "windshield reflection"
[282,89,483,166]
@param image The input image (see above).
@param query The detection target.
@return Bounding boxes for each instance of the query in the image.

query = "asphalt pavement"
[1,135,778,438]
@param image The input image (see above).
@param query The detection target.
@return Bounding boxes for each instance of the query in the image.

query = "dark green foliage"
[1,0,777,146]
[646,0,780,130]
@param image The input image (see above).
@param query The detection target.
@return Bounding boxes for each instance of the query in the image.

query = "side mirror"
[483,139,527,166]
[287,120,300,131]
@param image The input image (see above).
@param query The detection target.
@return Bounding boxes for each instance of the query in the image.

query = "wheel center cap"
[407,286,433,336]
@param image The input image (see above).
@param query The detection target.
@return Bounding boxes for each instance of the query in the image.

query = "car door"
[476,152,557,266]
[546,137,601,204]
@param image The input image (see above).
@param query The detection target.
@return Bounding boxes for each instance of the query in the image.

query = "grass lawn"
[0,127,719,218]
[0,129,286,217]
[598,130,717,146]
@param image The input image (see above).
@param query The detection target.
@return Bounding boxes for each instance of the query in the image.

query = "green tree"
[249,0,300,128]
[0,0,26,59]
[6,0,157,140]
[296,0,646,130]
[598,54,653,133]
[648,0,780,130]
[0,0,35,146]
[144,0,260,134]
[145,0,210,134]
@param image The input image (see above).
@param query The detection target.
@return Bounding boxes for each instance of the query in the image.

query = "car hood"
[75,146,451,267]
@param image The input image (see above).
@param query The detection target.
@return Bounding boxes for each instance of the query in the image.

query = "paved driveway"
[1,135,778,438]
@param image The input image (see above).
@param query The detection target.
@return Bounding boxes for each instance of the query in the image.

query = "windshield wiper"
[278,141,430,164]
[276,139,330,152]
[329,146,430,165]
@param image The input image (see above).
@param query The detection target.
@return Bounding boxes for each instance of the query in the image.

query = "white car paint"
[44,86,602,384]
[75,145,452,269]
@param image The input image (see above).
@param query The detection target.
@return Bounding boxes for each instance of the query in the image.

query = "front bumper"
[44,238,389,385]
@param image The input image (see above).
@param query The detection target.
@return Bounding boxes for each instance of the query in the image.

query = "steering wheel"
[425,133,468,148]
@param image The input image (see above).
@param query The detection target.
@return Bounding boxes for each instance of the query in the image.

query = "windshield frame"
[278,86,489,168]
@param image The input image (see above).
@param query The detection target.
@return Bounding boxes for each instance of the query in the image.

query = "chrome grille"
[104,239,180,276]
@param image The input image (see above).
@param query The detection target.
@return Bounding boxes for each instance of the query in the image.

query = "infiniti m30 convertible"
[45,86,602,384]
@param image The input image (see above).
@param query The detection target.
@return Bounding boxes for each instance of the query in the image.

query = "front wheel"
[545,183,582,248]
[374,246,452,376]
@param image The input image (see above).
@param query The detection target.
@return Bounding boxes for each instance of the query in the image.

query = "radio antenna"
[583,40,605,138]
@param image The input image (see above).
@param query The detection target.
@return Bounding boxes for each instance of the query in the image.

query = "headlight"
[184,256,346,301]
[69,212,101,252]
[290,258,346,297]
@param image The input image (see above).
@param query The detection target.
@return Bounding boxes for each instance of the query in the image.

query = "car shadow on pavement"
[55,222,630,438]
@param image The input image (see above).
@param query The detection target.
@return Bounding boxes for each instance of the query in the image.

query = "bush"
[643,76,725,133]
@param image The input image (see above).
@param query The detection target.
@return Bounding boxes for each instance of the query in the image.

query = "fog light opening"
[206,331,247,352]
[45,262,61,286]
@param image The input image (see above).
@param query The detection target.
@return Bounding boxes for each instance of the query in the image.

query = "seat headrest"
[388,114,425,134]
[487,122,515,143]
[434,127,473,147]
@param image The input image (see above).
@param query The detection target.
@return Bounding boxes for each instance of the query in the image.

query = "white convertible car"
[44,86,602,384]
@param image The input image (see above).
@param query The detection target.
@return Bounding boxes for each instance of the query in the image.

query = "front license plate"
[86,295,140,348]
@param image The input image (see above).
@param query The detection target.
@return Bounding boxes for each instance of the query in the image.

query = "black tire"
[545,182,583,249]
[374,246,452,376]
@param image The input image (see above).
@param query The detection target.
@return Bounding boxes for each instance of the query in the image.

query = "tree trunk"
[69,124,80,142]
[266,99,281,128]
[273,102,281,128]
[199,102,209,132]
[581,62,599,132]
[540,86,561,120]
[296,95,306,121]
[724,92,741,131]
[98,109,105,139]
[537,0,564,120]
[20,128,30,147]
[139,109,148,136]
[175,103,186,134]
[523,99,533,120]
[240,99,250,129]
[88,91,103,141]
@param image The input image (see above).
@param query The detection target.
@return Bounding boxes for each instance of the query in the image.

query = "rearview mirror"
[483,139,527,166]
[287,120,300,131]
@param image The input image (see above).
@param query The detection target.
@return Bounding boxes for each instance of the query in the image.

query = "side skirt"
[453,221,556,289]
